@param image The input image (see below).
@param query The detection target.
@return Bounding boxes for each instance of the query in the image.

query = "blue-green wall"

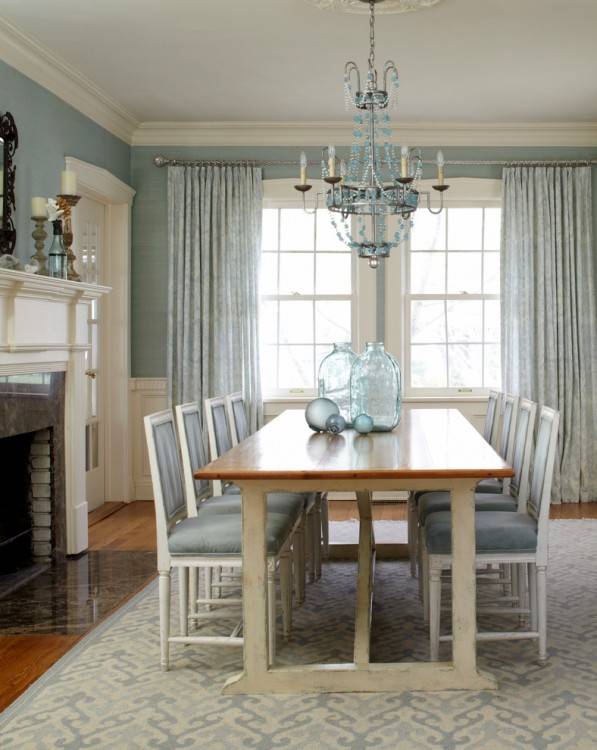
[0,60,131,264]
[131,144,597,377]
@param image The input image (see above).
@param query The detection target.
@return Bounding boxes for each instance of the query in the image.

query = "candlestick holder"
[57,194,81,281]
[31,216,49,275]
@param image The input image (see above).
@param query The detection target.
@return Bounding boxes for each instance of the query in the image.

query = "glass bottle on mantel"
[318,342,357,425]
[47,220,67,280]
[350,342,402,431]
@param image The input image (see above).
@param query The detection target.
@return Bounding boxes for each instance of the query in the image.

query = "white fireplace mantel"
[0,267,110,554]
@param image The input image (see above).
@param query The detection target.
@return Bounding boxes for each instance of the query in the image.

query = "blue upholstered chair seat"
[199,492,305,518]
[418,491,517,523]
[223,483,316,511]
[168,512,296,556]
[425,511,538,555]
[475,478,504,494]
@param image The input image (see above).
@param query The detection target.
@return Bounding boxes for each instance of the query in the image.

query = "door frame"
[66,156,135,504]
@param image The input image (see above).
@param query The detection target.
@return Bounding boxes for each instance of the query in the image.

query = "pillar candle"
[60,170,77,195]
[31,197,47,217]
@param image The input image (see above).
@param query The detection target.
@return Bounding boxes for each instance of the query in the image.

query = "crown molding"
[0,15,138,144]
[132,120,597,148]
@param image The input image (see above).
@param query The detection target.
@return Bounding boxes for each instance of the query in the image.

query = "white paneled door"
[75,197,106,511]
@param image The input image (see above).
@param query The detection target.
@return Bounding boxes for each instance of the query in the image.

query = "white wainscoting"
[129,378,488,502]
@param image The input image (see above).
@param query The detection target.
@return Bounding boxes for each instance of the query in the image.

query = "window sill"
[263,395,489,405]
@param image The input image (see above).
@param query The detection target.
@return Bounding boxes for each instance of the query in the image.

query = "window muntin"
[260,208,353,395]
[406,206,501,393]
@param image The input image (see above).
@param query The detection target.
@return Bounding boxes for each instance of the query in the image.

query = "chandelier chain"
[368,0,375,73]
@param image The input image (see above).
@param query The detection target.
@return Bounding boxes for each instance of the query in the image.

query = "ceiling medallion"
[304,0,443,15]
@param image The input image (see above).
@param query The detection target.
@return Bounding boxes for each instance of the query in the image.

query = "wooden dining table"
[195,407,513,695]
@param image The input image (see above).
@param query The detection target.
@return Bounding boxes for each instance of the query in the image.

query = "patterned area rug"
[2,520,597,749]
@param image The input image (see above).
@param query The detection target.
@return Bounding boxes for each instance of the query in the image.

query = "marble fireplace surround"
[0,268,109,554]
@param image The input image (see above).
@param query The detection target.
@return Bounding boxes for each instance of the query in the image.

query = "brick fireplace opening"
[0,372,66,589]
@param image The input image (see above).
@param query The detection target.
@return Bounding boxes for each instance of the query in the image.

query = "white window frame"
[385,177,503,399]
[261,178,376,399]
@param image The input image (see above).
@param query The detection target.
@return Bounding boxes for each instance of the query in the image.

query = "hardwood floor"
[0,502,156,712]
[1,498,595,712]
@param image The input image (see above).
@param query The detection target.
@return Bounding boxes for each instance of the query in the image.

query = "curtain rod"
[153,155,597,168]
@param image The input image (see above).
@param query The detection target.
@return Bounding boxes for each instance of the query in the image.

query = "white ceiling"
[1,0,597,125]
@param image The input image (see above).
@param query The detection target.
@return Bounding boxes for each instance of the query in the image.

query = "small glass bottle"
[47,220,67,280]
[350,342,402,431]
[318,342,357,425]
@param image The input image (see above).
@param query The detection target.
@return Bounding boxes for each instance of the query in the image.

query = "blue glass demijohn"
[318,342,357,425]
[350,342,402,431]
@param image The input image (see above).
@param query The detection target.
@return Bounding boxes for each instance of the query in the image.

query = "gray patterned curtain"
[167,165,263,431]
[501,165,597,503]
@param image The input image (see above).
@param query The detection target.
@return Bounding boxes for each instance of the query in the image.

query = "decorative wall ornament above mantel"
[0,111,18,255]
[304,0,442,14]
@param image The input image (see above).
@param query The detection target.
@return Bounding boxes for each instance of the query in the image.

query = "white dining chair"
[408,390,505,577]
[484,390,502,449]
[417,398,537,613]
[145,408,300,669]
[226,391,250,446]
[476,392,520,495]
[176,400,309,625]
[206,394,325,595]
[424,405,560,664]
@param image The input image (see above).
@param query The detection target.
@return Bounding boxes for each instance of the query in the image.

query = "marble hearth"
[0,268,109,558]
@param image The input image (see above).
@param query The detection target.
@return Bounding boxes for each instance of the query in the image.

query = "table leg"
[354,491,375,667]
[223,488,268,693]
[450,484,495,686]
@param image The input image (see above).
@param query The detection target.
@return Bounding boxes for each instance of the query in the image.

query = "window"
[405,205,501,394]
[260,207,354,395]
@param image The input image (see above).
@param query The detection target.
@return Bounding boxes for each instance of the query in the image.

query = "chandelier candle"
[294,0,449,268]
[437,150,445,186]
[300,152,308,185]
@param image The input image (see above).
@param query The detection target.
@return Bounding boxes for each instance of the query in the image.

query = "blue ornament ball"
[326,414,346,435]
[305,397,339,432]
[353,413,374,434]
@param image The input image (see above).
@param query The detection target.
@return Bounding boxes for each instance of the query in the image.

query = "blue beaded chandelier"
[295,0,449,268]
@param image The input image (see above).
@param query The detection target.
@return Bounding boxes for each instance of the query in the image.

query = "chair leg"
[529,562,538,631]
[188,567,198,622]
[408,493,418,578]
[294,515,306,605]
[178,566,189,637]
[429,561,442,661]
[537,564,548,665]
[213,566,221,599]
[305,510,315,584]
[422,543,430,623]
[204,567,212,611]
[314,503,322,581]
[511,562,519,604]
[518,562,528,626]
[159,570,171,671]
[267,564,276,665]
[280,550,292,638]
[320,493,329,558]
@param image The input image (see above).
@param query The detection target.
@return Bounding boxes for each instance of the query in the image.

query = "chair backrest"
[529,405,560,521]
[226,391,249,446]
[499,393,520,463]
[483,390,502,448]
[204,396,233,458]
[204,395,233,495]
[144,409,187,569]
[175,402,210,515]
[508,398,537,509]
